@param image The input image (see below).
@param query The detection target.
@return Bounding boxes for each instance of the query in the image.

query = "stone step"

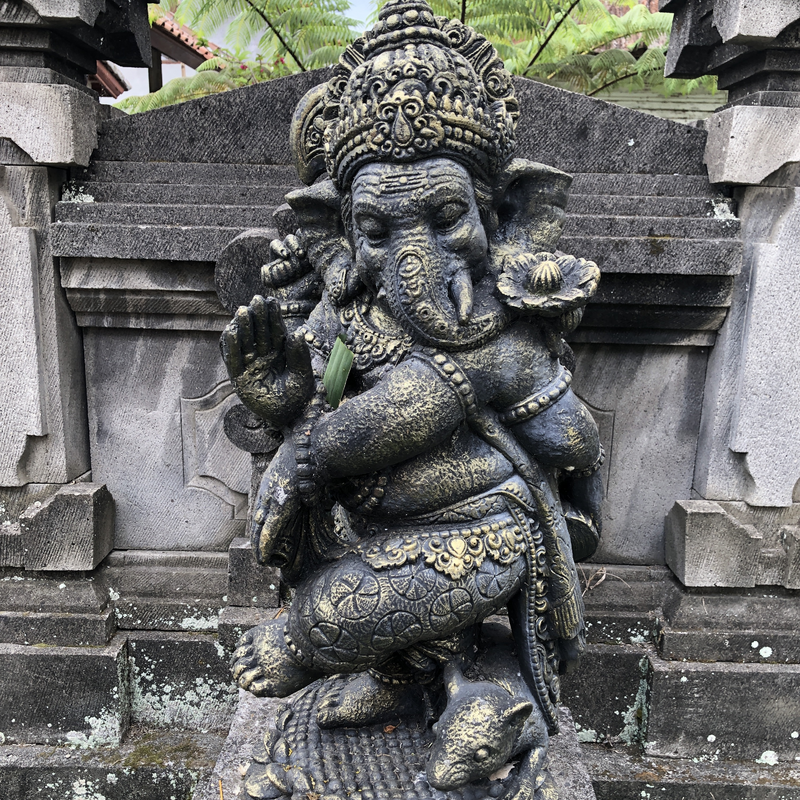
[55,201,281,228]
[566,194,737,218]
[570,173,730,198]
[646,653,800,762]
[65,287,226,317]
[51,222,275,261]
[66,181,293,206]
[561,235,742,275]
[563,214,740,239]
[73,160,299,185]
[583,304,728,331]
[0,636,128,745]
[0,608,114,646]
[583,744,800,800]
[0,727,223,800]
[593,273,735,308]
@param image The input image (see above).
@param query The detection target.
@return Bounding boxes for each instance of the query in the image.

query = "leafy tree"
[117,0,712,114]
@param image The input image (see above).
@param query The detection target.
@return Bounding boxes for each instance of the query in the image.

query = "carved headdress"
[291,0,519,188]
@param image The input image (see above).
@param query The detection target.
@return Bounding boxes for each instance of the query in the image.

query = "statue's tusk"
[449,270,474,324]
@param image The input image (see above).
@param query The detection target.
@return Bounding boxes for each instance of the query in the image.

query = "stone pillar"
[660,0,800,587]
[0,0,149,549]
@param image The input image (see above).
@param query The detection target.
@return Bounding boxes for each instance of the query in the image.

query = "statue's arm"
[310,357,466,479]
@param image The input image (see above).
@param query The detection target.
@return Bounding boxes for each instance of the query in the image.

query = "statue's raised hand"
[220,295,313,428]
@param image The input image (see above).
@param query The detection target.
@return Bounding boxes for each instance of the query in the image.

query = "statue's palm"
[220,295,313,428]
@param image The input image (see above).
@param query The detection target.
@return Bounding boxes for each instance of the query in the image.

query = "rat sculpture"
[220,2,603,797]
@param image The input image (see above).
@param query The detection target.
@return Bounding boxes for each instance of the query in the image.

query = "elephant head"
[285,155,572,349]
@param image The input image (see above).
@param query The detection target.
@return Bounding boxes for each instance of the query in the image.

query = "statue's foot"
[232,618,318,697]
[317,672,428,729]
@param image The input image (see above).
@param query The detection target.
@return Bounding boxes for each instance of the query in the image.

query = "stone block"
[560,644,651,745]
[585,744,800,800]
[0,571,106,613]
[128,631,237,731]
[785,526,800,589]
[0,608,114,646]
[664,500,762,587]
[645,652,800,761]
[82,328,249,550]
[712,0,800,44]
[0,728,224,800]
[100,550,228,631]
[0,635,128,745]
[227,537,280,608]
[0,83,99,166]
[20,483,114,571]
[705,106,800,185]
[0,523,24,567]
[218,605,276,656]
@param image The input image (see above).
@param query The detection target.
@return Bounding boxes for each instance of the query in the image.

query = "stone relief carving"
[218,2,604,797]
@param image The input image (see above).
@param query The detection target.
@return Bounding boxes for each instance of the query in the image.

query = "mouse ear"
[502,700,533,730]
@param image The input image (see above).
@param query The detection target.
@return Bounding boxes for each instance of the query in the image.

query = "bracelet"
[293,382,327,500]
[564,446,606,478]
[498,366,572,426]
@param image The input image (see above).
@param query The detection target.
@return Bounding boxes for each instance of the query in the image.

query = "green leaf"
[322,335,354,410]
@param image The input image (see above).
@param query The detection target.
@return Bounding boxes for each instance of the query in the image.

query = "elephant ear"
[285,179,360,306]
[491,158,572,256]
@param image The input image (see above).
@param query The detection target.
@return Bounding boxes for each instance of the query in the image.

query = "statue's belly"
[335,423,515,519]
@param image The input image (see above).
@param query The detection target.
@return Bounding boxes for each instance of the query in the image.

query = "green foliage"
[119,0,714,114]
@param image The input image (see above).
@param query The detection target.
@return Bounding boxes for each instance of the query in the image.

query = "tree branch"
[461,0,466,24]
[523,0,581,75]
[243,0,306,72]
[587,66,659,96]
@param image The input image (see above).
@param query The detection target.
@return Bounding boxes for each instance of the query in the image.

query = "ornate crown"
[290,0,519,188]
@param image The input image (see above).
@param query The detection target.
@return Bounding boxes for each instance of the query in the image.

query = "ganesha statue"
[222,2,603,798]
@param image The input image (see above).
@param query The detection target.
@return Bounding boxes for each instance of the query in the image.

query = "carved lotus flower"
[496,251,600,318]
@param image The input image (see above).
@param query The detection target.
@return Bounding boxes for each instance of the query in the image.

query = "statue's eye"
[474,747,490,762]
[357,216,389,243]
[434,202,466,231]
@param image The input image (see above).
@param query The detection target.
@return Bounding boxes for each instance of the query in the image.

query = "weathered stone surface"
[83,328,248,550]
[94,70,329,164]
[75,161,299,185]
[0,728,223,800]
[0,83,99,166]
[0,635,128,745]
[560,644,651,746]
[0,524,24,567]
[712,0,800,45]
[706,106,800,184]
[100,550,228,631]
[659,584,800,662]
[572,346,708,565]
[0,570,106,613]
[128,631,237,731]
[0,165,90,486]
[665,500,762,587]
[217,605,276,656]
[20,482,114,571]
[64,181,291,205]
[585,742,800,800]
[227,537,280,608]
[0,608,114,646]
[646,653,800,761]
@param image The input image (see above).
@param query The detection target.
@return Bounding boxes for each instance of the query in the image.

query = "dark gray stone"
[227,537,280,608]
[66,181,291,205]
[20,483,114,571]
[646,652,800,761]
[512,79,709,176]
[585,743,800,800]
[55,202,280,228]
[0,728,224,800]
[75,161,299,185]
[128,631,238,731]
[560,644,651,746]
[217,605,276,656]
[0,635,128,745]
[564,214,740,239]
[566,194,737,217]
[569,173,730,197]
[0,524,23,567]
[94,70,330,164]
[0,607,114,646]
[0,570,107,613]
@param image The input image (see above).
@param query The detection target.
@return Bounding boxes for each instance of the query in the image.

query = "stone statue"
[222,2,603,797]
